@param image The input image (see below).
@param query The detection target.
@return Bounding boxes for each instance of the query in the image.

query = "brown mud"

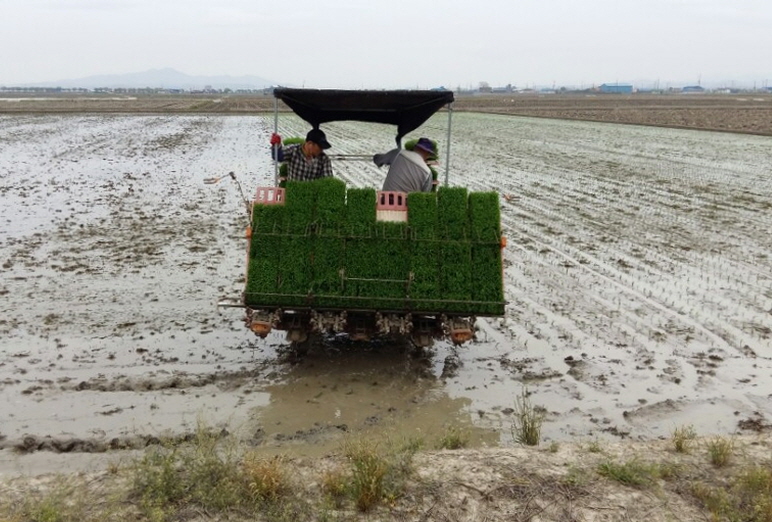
[1,110,771,485]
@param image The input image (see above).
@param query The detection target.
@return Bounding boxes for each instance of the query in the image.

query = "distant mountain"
[23,68,277,90]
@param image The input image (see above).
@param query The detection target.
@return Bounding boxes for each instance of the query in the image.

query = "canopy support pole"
[444,102,453,186]
[273,96,279,187]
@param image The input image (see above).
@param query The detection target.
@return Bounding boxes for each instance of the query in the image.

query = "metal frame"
[271,91,455,187]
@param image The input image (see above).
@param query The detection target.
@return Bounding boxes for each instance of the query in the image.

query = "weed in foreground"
[129,422,301,520]
[242,454,291,501]
[597,458,661,488]
[585,438,603,453]
[671,424,697,453]
[706,435,734,467]
[436,426,470,450]
[511,387,544,446]
[131,426,246,513]
[692,465,772,521]
[343,437,416,512]
[320,466,349,507]
[1,475,113,522]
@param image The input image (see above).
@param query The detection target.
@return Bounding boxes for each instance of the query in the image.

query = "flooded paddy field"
[1,112,771,476]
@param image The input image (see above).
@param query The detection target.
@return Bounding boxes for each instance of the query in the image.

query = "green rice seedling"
[276,236,313,307]
[314,177,346,237]
[548,441,560,453]
[471,243,504,315]
[407,191,438,241]
[439,240,472,313]
[344,187,376,237]
[468,191,504,315]
[706,435,734,467]
[342,235,380,307]
[435,187,473,312]
[282,136,304,146]
[511,387,544,446]
[251,203,284,236]
[409,239,441,311]
[245,203,284,305]
[468,192,501,243]
[311,236,345,308]
[436,426,470,450]
[370,223,409,310]
[597,458,660,488]
[284,180,317,234]
[671,424,697,453]
[437,186,468,239]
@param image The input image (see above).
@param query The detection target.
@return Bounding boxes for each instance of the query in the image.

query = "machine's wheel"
[290,339,311,357]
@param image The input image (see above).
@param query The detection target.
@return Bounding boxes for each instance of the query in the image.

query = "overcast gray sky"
[1,0,770,89]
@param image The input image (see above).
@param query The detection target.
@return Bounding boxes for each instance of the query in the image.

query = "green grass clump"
[241,454,292,502]
[597,458,662,488]
[671,424,697,453]
[693,465,772,521]
[342,438,416,512]
[131,428,246,514]
[436,426,470,450]
[511,387,544,446]
[707,435,734,467]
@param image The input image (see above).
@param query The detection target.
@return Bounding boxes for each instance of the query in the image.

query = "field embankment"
[2,92,772,135]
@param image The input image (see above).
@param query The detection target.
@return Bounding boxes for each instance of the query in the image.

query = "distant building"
[681,85,705,93]
[599,83,634,94]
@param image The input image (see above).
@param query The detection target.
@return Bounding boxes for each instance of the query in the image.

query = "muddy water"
[1,113,771,477]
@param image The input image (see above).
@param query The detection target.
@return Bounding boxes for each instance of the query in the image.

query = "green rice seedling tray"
[244,179,505,315]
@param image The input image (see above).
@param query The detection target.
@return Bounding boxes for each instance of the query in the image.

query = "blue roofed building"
[599,83,634,94]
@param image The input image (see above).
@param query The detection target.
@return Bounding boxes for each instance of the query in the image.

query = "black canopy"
[273,88,454,145]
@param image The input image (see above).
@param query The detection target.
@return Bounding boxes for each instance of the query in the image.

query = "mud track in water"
[1,112,771,477]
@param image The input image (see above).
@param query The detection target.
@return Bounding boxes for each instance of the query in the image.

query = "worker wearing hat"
[374,137,436,193]
[270,128,333,182]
